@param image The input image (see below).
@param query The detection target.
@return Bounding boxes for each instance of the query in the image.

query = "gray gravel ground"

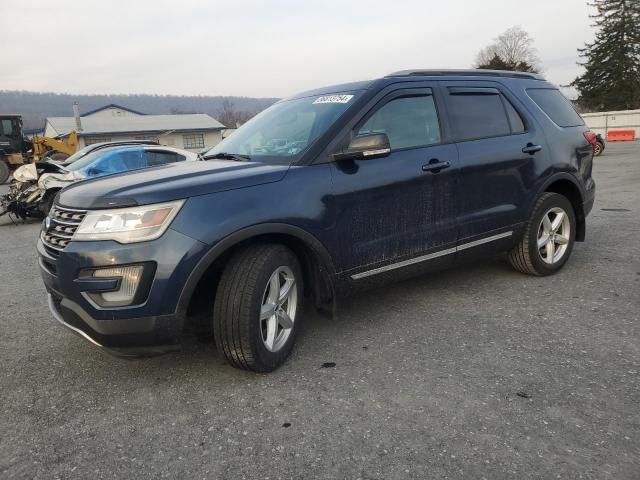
[1,142,639,479]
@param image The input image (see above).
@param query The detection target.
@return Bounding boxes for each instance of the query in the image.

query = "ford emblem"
[44,216,51,230]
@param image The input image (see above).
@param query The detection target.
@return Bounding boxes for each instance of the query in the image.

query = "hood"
[13,161,68,184]
[37,171,82,190]
[57,159,290,209]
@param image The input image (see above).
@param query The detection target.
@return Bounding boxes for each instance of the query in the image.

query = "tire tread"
[214,243,296,372]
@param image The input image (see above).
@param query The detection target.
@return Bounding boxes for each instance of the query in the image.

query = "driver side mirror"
[333,133,391,161]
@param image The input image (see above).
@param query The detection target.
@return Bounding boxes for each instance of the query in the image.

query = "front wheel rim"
[260,266,297,352]
[537,207,571,264]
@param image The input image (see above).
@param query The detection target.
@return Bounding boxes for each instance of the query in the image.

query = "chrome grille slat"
[41,205,88,254]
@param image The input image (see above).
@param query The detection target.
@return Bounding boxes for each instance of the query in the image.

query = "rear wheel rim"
[537,207,571,264]
[260,266,297,352]
[594,143,602,155]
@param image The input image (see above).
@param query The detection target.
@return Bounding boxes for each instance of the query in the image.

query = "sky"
[0,0,594,99]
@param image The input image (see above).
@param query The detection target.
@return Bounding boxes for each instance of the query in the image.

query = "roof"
[46,113,225,137]
[386,69,545,80]
[81,104,146,116]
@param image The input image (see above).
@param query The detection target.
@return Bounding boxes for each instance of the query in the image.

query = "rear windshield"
[527,88,584,127]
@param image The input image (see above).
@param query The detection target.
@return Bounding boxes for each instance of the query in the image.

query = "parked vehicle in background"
[39,69,596,372]
[593,133,605,156]
[1,144,198,219]
[55,139,160,166]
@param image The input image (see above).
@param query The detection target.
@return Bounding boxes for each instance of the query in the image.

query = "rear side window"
[446,90,511,141]
[144,150,186,166]
[527,88,584,127]
[357,95,441,149]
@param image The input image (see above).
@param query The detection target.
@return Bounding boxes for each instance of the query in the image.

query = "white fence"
[581,109,640,138]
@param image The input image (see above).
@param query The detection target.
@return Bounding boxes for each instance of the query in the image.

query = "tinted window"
[358,95,440,149]
[503,98,526,134]
[145,150,186,166]
[527,88,584,127]
[1,119,14,135]
[447,91,510,140]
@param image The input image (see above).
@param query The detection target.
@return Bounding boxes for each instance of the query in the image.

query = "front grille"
[41,205,88,254]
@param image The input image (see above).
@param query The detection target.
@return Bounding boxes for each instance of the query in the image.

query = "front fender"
[175,223,336,317]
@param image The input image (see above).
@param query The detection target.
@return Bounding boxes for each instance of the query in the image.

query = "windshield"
[61,144,96,165]
[65,147,146,177]
[205,92,361,163]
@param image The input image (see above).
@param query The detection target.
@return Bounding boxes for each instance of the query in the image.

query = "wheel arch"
[177,223,337,327]
[537,174,586,241]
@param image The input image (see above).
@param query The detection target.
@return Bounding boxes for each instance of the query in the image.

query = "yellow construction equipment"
[0,114,79,183]
[31,131,79,161]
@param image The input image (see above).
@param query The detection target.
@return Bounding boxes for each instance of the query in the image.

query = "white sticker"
[313,94,354,105]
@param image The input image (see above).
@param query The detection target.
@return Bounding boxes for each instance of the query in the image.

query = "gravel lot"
[1,142,638,479]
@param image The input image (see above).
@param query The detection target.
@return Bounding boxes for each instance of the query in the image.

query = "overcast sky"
[1,0,593,98]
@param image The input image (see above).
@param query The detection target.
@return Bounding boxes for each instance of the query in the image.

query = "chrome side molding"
[351,231,513,280]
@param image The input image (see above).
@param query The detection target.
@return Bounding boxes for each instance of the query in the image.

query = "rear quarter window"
[527,88,584,127]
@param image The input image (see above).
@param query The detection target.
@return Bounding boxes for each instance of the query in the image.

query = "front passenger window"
[357,95,441,150]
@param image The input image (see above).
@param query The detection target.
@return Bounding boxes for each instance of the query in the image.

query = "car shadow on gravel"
[48,254,523,383]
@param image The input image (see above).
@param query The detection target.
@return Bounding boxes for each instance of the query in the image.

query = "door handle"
[422,160,450,173]
[522,143,542,155]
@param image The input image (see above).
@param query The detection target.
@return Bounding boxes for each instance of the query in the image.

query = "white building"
[581,109,640,139]
[44,104,227,150]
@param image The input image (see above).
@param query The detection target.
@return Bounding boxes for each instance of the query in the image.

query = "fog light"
[93,265,143,304]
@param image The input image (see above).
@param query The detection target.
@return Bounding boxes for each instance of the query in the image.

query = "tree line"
[0,91,278,130]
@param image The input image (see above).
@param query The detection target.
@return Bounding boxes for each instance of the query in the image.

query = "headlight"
[13,164,38,182]
[73,200,184,243]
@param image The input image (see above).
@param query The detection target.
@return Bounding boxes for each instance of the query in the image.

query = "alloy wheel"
[537,207,571,264]
[260,266,297,352]
[593,143,602,156]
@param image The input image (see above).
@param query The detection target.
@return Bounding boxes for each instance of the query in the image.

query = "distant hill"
[0,91,279,130]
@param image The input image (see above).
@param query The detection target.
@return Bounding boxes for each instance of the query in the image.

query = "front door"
[328,86,459,277]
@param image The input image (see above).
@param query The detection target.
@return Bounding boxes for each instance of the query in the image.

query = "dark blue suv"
[38,70,596,371]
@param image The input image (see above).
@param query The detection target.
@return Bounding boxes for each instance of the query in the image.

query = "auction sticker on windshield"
[313,94,354,104]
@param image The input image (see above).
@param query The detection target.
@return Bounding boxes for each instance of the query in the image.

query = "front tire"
[509,192,576,276]
[213,244,303,372]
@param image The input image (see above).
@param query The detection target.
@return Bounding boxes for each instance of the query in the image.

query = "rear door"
[441,81,549,244]
[328,85,459,277]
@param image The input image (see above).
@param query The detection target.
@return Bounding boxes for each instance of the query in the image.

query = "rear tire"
[509,192,576,276]
[213,244,303,372]
[0,160,10,185]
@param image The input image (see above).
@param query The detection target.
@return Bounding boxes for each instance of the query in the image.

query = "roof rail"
[386,69,545,80]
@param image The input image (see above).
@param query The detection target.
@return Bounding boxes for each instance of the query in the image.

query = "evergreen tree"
[478,53,537,73]
[572,0,640,111]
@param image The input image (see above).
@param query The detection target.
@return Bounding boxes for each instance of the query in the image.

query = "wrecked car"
[1,145,199,219]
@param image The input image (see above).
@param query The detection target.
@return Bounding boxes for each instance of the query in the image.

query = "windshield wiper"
[203,152,251,162]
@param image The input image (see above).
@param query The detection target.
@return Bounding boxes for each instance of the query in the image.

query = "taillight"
[583,131,597,145]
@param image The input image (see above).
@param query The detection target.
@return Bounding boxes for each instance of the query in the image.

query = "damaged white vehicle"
[1,145,199,219]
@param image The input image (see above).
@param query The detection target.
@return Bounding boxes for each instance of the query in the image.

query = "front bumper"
[38,227,208,356]
[46,293,181,356]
